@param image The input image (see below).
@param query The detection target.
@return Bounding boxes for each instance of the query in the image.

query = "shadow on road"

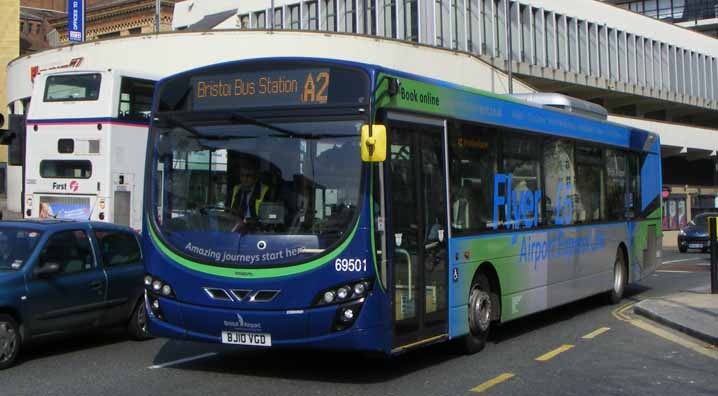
[16,327,139,366]
[151,339,460,384]
[151,288,653,382]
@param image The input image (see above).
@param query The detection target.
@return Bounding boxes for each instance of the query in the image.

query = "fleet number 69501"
[335,258,367,272]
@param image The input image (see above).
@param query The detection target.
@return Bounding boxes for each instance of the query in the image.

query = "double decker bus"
[143,58,661,354]
[24,69,157,230]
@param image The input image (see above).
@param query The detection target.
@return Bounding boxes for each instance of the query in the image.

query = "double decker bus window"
[40,160,92,179]
[44,73,101,102]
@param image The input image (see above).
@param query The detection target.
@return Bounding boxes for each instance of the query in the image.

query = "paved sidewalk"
[634,286,718,345]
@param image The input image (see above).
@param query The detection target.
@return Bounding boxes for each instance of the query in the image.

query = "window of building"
[324,0,337,31]
[289,4,301,29]
[129,27,141,35]
[383,0,396,38]
[274,7,284,29]
[238,14,250,28]
[435,0,444,46]
[306,1,319,29]
[98,31,121,39]
[255,10,267,28]
[343,0,357,33]
[364,0,376,34]
[118,77,154,122]
[404,0,418,41]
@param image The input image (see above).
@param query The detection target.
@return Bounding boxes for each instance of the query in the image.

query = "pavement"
[634,283,718,345]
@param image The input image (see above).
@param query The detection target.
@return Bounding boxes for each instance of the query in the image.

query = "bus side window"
[118,77,154,122]
[542,139,575,226]
[448,122,497,235]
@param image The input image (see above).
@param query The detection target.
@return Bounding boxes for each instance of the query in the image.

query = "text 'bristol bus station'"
[0,1,717,394]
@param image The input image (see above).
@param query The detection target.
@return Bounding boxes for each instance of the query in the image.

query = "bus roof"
[154,56,660,154]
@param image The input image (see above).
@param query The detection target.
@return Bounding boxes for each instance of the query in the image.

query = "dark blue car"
[678,212,718,253]
[0,220,149,369]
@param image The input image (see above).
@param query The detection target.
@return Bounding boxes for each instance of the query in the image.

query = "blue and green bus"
[143,57,661,355]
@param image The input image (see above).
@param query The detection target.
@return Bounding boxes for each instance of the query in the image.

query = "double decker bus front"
[144,61,389,352]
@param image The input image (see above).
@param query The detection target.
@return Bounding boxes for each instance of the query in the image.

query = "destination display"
[191,68,334,110]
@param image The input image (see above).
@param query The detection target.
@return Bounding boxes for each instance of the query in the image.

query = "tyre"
[678,245,687,253]
[457,273,493,354]
[0,314,20,370]
[605,250,627,305]
[127,299,152,341]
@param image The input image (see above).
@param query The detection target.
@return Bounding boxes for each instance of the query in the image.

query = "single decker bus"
[143,58,661,355]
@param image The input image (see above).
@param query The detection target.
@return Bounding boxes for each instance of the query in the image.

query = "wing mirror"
[360,124,387,162]
[34,262,61,278]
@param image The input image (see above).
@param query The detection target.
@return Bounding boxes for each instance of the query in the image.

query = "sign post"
[68,0,85,43]
[709,217,718,294]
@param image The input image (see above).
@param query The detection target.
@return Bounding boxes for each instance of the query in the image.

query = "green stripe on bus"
[147,219,359,279]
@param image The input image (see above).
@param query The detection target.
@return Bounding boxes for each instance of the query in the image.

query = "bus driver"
[231,157,272,221]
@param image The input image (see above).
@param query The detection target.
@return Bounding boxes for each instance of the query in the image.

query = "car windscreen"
[0,228,43,270]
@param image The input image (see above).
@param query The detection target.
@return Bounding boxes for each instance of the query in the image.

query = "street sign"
[68,0,85,43]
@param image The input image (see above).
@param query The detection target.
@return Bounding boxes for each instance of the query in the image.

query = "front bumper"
[678,236,710,249]
[145,292,389,353]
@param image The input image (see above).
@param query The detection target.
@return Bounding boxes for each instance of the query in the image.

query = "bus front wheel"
[458,273,492,354]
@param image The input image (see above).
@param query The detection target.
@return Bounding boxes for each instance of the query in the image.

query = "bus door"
[385,113,450,350]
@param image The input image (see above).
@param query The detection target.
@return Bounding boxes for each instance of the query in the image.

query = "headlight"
[313,279,373,306]
[679,229,686,236]
[145,274,176,299]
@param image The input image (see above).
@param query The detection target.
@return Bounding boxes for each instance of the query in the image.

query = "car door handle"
[88,281,103,290]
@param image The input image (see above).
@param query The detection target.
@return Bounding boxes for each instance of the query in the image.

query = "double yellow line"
[612,302,718,360]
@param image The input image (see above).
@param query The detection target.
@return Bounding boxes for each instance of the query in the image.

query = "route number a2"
[302,72,329,104]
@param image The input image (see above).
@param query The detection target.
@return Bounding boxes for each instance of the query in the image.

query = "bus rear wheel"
[458,273,492,354]
[605,250,627,305]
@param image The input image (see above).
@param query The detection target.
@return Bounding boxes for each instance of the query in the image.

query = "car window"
[693,213,718,225]
[39,230,94,274]
[94,231,142,267]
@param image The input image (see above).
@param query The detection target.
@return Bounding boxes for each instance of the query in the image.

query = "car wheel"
[0,314,20,370]
[605,250,627,305]
[678,245,687,253]
[127,299,152,341]
[456,273,493,354]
